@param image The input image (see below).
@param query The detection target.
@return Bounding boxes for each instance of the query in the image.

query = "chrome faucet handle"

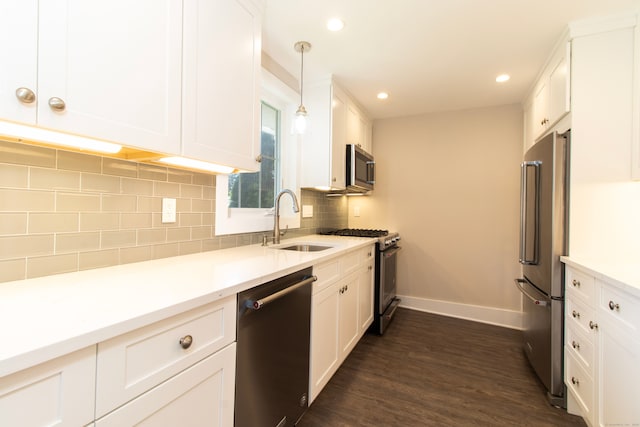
[279,224,289,237]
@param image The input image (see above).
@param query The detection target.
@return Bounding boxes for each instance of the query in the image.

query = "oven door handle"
[381,246,401,258]
[514,278,549,307]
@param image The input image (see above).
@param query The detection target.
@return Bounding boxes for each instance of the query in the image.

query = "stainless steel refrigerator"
[515,130,569,408]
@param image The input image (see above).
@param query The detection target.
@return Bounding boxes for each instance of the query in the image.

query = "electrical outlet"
[302,205,313,218]
[354,206,361,217]
[162,198,177,223]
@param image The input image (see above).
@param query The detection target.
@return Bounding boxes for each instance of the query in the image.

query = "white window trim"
[215,69,302,236]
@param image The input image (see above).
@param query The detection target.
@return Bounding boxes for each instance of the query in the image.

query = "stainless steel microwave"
[346,144,375,192]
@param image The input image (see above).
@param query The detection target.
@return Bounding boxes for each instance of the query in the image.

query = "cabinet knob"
[572,310,580,319]
[15,87,36,104]
[368,265,373,271]
[572,279,580,288]
[589,321,598,330]
[255,154,262,163]
[332,177,337,182]
[571,376,579,386]
[572,340,580,350]
[48,97,66,112]
[608,300,620,311]
[179,334,193,349]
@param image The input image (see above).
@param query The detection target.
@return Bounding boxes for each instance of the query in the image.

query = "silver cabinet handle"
[572,310,580,319]
[589,321,598,330]
[572,340,580,350]
[48,97,66,111]
[571,376,579,386]
[608,300,620,311]
[15,87,36,104]
[179,335,193,349]
[572,279,580,288]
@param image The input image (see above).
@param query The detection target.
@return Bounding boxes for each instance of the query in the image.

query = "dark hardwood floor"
[299,308,586,427]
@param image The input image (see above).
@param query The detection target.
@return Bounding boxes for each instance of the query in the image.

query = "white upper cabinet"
[525,33,571,147]
[302,78,371,190]
[0,0,38,124]
[346,101,372,154]
[182,0,262,171]
[37,0,182,154]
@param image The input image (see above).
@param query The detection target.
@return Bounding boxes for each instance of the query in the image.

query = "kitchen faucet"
[273,189,300,244]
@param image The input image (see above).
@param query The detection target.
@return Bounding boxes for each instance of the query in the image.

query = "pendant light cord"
[299,44,304,107]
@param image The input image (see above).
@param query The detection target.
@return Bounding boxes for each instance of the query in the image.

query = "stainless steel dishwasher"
[235,267,316,427]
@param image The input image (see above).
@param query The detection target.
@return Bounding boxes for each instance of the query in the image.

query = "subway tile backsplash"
[0,139,348,283]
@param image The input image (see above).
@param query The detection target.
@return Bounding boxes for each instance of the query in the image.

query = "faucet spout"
[274,189,300,244]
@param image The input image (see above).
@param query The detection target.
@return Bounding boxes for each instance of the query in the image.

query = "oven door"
[379,246,400,313]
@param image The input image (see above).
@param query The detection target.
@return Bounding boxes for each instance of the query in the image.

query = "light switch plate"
[354,206,361,217]
[302,205,313,218]
[162,198,177,223]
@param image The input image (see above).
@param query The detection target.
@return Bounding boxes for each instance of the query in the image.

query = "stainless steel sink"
[276,244,333,252]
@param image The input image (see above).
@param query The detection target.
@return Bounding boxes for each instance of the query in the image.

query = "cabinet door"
[533,81,548,138]
[37,0,182,154]
[96,343,236,427]
[0,346,96,427]
[547,47,570,127]
[358,260,374,333]
[330,85,347,188]
[598,322,640,427]
[0,0,37,124]
[182,0,261,171]
[339,274,360,359]
[309,282,340,403]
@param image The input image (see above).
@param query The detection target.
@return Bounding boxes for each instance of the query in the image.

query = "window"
[215,69,301,236]
[228,102,280,209]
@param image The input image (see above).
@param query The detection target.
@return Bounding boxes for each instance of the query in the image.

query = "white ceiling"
[262,0,640,120]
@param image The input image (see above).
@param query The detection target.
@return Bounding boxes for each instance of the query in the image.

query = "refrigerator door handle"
[514,278,549,306]
[519,160,541,265]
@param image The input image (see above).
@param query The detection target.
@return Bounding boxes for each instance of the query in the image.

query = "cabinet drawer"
[599,281,640,336]
[342,249,361,275]
[566,296,597,337]
[96,343,236,427]
[95,295,236,417]
[361,245,374,263]
[0,346,96,427]
[565,267,595,305]
[565,351,594,424]
[313,258,341,294]
[565,324,594,375]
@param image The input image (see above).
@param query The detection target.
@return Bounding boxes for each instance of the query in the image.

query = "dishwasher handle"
[246,275,317,310]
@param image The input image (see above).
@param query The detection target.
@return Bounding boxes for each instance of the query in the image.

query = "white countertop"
[0,234,375,378]
[561,256,640,298]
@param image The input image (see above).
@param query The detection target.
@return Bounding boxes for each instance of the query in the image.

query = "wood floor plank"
[299,308,585,426]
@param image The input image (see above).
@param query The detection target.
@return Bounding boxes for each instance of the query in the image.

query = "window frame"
[214,69,301,236]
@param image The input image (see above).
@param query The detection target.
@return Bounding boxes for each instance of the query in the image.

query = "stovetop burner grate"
[320,228,389,238]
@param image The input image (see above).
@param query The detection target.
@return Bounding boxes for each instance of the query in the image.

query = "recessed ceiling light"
[496,74,510,83]
[327,18,344,32]
[377,92,389,100]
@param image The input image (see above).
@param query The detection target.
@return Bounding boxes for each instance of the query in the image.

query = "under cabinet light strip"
[0,120,122,154]
[158,156,235,174]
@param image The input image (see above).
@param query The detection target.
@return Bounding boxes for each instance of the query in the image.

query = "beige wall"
[0,139,346,283]
[349,104,523,311]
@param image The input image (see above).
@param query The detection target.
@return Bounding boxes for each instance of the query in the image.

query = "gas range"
[320,228,400,250]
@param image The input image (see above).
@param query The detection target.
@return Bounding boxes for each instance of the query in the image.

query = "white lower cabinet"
[95,343,236,427]
[564,263,640,427]
[0,346,96,427]
[309,244,375,403]
[95,295,237,425]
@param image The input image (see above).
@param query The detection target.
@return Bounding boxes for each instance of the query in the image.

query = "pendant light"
[294,41,311,134]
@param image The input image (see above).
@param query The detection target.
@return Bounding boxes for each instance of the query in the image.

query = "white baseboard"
[397,294,523,330]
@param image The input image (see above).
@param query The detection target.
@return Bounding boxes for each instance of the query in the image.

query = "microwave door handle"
[366,160,375,184]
